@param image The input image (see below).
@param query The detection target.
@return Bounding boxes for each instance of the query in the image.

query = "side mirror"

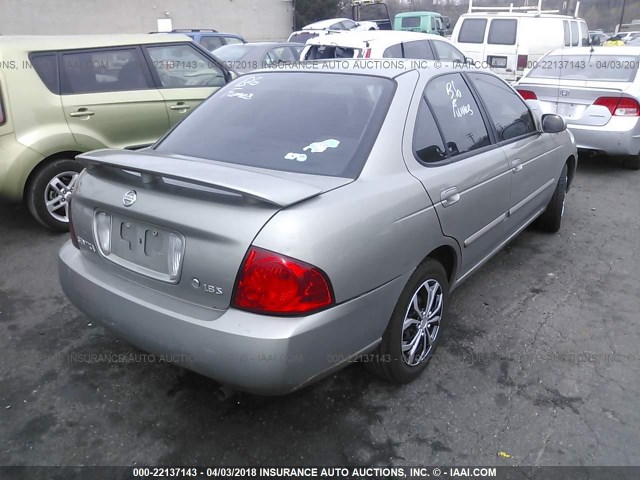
[541,114,566,133]
[591,37,601,46]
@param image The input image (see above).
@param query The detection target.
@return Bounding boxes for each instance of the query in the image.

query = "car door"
[467,72,558,229]
[143,43,228,127]
[406,73,512,276]
[60,46,169,150]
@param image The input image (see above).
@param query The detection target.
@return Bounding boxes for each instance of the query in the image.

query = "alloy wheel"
[401,279,444,367]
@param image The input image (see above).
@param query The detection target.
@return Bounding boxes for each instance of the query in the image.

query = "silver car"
[516,46,640,170]
[59,63,577,395]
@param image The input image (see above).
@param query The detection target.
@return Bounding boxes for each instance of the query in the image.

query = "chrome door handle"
[170,103,191,111]
[69,109,95,117]
[441,187,460,208]
[511,159,523,173]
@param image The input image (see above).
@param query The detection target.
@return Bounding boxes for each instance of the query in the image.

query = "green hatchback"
[0,34,231,230]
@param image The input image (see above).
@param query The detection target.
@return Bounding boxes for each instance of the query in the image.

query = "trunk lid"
[72,149,351,310]
[519,79,631,126]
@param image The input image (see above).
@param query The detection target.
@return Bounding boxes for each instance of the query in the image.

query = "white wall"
[0,0,294,41]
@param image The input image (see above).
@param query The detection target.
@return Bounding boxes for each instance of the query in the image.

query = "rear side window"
[154,72,395,178]
[200,36,225,52]
[402,41,435,60]
[425,73,490,158]
[30,53,60,94]
[468,73,535,141]
[146,44,227,88]
[564,21,571,46]
[458,19,487,43]
[383,44,403,58]
[60,48,150,94]
[402,16,421,28]
[488,19,517,45]
[413,99,447,164]
[431,40,466,63]
[570,21,579,46]
[224,36,244,45]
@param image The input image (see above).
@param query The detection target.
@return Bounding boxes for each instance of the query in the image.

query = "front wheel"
[366,259,449,383]
[534,163,568,233]
[26,158,82,232]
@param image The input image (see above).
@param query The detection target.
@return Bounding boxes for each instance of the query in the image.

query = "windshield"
[527,55,639,82]
[154,72,395,178]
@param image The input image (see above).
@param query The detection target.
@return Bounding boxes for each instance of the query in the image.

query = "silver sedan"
[516,46,640,170]
[59,62,577,395]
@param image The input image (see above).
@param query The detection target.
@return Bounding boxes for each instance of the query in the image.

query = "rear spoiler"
[79,149,326,207]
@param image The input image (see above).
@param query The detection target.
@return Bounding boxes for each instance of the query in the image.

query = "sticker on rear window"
[285,152,308,162]
[226,75,262,100]
[303,139,341,153]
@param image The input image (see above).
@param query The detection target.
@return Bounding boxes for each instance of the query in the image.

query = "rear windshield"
[458,18,487,43]
[488,19,517,45]
[154,72,395,178]
[401,16,421,28]
[288,32,319,44]
[527,55,639,82]
[305,45,360,60]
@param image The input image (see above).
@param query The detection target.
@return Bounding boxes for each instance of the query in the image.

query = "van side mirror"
[591,37,601,46]
[541,114,566,133]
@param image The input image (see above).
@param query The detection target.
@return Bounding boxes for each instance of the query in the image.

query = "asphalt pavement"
[1,156,639,467]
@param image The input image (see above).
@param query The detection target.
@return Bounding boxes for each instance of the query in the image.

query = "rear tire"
[26,158,82,232]
[366,259,449,384]
[623,155,640,170]
[534,163,568,233]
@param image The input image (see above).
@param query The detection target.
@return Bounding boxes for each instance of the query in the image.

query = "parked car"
[452,3,590,82]
[59,62,577,395]
[301,31,468,62]
[393,11,447,36]
[302,17,378,32]
[213,42,304,74]
[619,31,640,44]
[154,29,246,52]
[0,34,231,230]
[516,47,640,170]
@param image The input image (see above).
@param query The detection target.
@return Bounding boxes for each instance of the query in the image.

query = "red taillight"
[594,96,640,116]
[232,247,334,315]
[68,196,79,249]
[517,54,528,71]
[363,48,372,58]
[517,89,537,100]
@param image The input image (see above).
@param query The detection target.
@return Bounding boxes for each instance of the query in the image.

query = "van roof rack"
[467,0,580,17]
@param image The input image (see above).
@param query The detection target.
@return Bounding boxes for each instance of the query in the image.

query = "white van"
[452,0,589,82]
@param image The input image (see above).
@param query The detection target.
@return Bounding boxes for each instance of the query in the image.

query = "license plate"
[103,213,185,282]
[556,103,577,118]
[489,56,507,68]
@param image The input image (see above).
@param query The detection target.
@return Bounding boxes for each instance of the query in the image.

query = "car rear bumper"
[58,242,406,395]
[568,117,640,157]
